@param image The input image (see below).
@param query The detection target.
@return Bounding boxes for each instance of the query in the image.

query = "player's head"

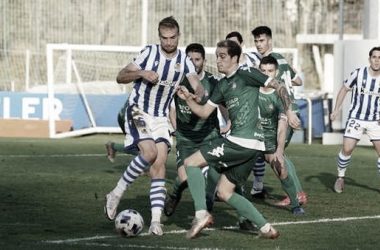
[225,31,244,48]
[251,26,272,56]
[369,46,380,72]
[259,56,278,78]
[215,40,241,75]
[186,43,206,75]
[158,16,180,55]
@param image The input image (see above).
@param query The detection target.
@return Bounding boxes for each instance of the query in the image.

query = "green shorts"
[176,130,221,169]
[200,137,261,187]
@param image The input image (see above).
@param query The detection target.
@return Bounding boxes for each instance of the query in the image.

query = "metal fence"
[0,0,363,91]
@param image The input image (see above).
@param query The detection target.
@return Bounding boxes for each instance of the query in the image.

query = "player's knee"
[141,149,158,163]
[216,188,229,202]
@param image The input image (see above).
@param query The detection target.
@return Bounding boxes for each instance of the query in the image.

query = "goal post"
[46,43,143,138]
[45,43,299,139]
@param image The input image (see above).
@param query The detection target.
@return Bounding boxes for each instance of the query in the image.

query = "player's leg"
[164,164,188,216]
[218,169,279,239]
[104,140,155,220]
[164,137,194,217]
[364,122,380,192]
[204,166,220,212]
[105,107,129,163]
[251,156,269,198]
[104,106,157,221]
[334,119,362,193]
[372,141,380,192]
[266,153,304,214]
[184,150,213,239]
[148,142,168,236]
[275,155,308,206]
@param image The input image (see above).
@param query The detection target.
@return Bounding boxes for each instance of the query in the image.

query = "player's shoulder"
[245,51,262,60]
[269,52,290,65]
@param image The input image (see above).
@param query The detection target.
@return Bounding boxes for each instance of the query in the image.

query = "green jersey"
[269,52,300,114]
[175,71,220,141]
[259,89,284,136]
[259,89,284,153]
[209,68,270,150]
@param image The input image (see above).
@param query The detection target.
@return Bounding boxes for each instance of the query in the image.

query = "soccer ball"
[115,209,144,237]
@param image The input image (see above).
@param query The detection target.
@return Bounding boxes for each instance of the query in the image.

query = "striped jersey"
[239,52,262,70]
[128,44,197,117]
[345,66,380,121]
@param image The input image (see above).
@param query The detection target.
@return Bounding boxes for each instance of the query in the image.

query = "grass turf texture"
[1,135,380,250]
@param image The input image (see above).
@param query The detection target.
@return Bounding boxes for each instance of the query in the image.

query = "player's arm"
[186,73,205,103]
[116,62,159,84]
[169,101,176,131]
[330,85,350,121]
[267,78,300,129]
[275,113,288,156]
[177,85,215,119]
[219,105,231,134]
[291,75,302,86]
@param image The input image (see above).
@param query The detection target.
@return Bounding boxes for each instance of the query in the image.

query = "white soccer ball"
[115,209,144,237]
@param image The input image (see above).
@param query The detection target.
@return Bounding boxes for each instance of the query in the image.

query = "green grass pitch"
[1,135,380,250]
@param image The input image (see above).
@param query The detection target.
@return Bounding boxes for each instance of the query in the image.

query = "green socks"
[185,166,207,211]
[226,192,267,228]
[280,175,299,207]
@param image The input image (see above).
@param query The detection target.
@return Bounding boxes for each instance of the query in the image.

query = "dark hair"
[259,56,278,69]
[158,16,180,33]
[369,46,380,57]
[225,31,243,44]
[185,43,206,59]
[216,40,241,62]
[251,26,272,38]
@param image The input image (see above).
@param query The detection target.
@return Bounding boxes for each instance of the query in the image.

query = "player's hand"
[193,86,205,103]
[141,71,159,84]
[330,110,339,121]
[273,152,285,167]
[177,86,191,100]
[287,111,301,129]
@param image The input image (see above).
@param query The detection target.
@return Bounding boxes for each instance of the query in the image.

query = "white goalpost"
[45,43,299,139]
[46,43,143,138]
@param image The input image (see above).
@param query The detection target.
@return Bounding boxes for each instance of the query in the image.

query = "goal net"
[44,43,298,138]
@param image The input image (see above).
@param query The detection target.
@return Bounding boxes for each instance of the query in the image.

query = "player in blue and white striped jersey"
[104,16,204,236]
[331,46,380,194]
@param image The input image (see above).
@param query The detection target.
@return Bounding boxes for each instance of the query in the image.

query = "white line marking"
[44,214,380,245]
[0,154,105,158]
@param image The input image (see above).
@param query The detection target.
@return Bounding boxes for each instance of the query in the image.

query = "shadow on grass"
[305,172,379,193]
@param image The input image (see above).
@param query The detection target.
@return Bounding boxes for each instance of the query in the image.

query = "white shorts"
[344,118,380,141]
[124,105,173,151]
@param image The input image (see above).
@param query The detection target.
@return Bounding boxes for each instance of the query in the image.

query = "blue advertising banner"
[0,92,127,130]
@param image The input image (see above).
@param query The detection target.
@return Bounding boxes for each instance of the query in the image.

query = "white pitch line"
[0,154,105,158]
[44,214,380,245]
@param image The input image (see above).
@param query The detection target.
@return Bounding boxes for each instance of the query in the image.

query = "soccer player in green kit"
[256,55,305,214]
[164,43,225,217]
[250,26,308,205]
[176,39,300,239]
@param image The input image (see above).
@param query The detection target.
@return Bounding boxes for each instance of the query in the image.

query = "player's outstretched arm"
[116,63,159,84]
[176,86,215,119]
[187,73,205,103]
[330,86,350,121]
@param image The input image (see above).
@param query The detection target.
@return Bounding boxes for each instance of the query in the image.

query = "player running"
[177,39,300,239]
[103,16,204,236]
